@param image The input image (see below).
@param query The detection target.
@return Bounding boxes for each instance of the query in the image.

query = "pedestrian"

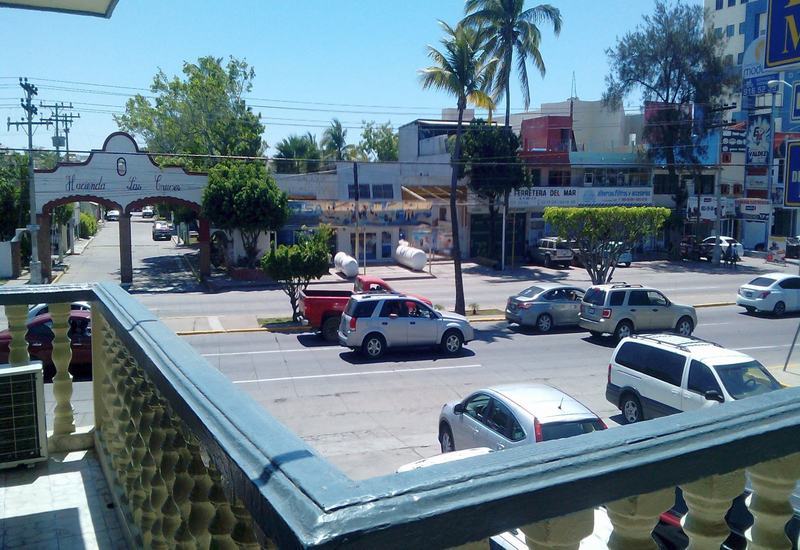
[724,245,734,268]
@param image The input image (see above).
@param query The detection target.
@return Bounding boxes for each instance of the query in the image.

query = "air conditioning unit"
[0,363,48,469]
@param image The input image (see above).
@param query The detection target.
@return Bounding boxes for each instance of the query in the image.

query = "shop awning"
[1,0,118,17]
[401,185,467,202]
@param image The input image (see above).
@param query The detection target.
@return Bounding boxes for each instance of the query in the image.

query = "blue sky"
[0,0,700,156]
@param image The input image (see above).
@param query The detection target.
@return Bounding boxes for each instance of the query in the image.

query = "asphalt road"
[184,305,800,480]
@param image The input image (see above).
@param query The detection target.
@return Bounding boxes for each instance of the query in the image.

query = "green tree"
[358,121,399,161]
[52,204,74,228]
[261,225,332,322]
[420,21,497,315]
[460,119,526,260]
[274,133,322,173]
[321,118,354,161]
[0,180,18,241]
[543,206,670,284]
[0,151,29,229]
[115,56,265,169]
[463,0,562,128]
[603,0,735,257]
[202,161,289,267]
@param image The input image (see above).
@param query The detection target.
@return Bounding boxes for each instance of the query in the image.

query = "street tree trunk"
[451,106,467,315]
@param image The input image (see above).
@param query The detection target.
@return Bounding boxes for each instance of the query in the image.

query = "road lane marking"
[232,363,483,384]
[202,347,339,357]
[699,322,732,326]
[208,316,224,331]
[734,344,792,351]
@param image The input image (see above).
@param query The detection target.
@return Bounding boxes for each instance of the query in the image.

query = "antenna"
[570,71,578,100]
[558,396,564,410]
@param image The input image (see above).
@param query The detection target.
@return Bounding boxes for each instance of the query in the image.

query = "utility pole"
[7,78,51,284]
[41,102,80,162]
[706,103,737,266]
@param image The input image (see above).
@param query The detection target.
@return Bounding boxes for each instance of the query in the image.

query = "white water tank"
[334,251,359,278]
[395,240,427,271]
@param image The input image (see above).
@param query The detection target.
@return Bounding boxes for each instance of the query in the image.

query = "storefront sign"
[766,0,800,68]
[747,114,772,166]
[317,200,433,227]
[509,186,653,209]
[785,141,800,206]
[746,173,769,190]
[686,196,735,221]
[722,127,747,153]
[735,198,771,221]
[742,36,774,96]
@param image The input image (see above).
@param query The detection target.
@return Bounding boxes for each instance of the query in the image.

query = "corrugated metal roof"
[0,0,118,17]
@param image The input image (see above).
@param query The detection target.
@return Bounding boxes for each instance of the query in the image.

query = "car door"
[562,288,584,325]
[69,317,92,364]
[452,393,492,450]
[26,320,55,364]
[626,290,651,330]
[682,360,723,412]
[478,398,523,451]
[377,300,408,347]
[646,290,672,330]
[779,277,800,311]
[640,348,686,416]
[405,301,440,345]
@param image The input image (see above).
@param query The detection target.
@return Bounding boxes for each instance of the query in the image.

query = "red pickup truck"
[299,275,432,342]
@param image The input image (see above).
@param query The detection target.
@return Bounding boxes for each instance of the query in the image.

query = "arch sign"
[35,132,207,214]
[33,132,210,284]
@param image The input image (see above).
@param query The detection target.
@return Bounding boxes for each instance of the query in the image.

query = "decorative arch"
[125,196,201,215]
[42,195,122,214]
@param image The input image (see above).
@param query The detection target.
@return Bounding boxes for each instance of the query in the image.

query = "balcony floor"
[0,450,125,549]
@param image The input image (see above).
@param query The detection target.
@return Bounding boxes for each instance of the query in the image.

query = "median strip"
[232,363,483,384]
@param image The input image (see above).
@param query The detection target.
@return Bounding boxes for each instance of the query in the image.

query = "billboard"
[509,186,653,209]
[766,0,800,68]
[784,141,800,206]
[746,114,772,165]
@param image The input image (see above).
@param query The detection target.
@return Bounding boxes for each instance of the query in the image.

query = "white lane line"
[233,363,483,384]
[734,344,792,351]
[202,347,340,357]
[700,322,732,326]
[208,316,224,331]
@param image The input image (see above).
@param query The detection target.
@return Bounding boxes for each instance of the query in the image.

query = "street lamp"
[767,79,791,251]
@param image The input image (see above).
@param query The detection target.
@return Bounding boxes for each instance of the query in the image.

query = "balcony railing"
[3,282,800,549]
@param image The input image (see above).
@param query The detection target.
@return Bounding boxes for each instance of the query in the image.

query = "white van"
[606,334,782,424]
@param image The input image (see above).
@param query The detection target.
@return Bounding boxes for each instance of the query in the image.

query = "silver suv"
[578,283,697,340]
[529,237,574,268]
[338,294,474,359]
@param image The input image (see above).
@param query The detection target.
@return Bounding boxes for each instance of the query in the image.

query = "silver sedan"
[505,283,585,332]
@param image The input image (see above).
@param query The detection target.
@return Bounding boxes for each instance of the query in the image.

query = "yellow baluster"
[519,509,594,550]
[681,471,745,549]
[5,304,29,366]
[606,488,675,550]
[748,453,800,550]
[50,302,75,438]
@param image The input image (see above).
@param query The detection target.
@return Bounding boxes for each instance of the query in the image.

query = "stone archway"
[34,132,208,284]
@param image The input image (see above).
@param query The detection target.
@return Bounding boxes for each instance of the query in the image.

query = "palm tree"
[273,133,322,173]
[321,118,350,161]
[464,0,562,127]
[419,21,496,315]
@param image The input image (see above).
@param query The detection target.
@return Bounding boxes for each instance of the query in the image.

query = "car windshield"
[747,277,777,287]
[518,286,544,298]
[540,419,605,441]
[555,241,570,250]
[583,288,606,306]
[713,360,782,400]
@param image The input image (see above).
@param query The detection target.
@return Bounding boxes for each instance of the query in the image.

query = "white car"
[702,236,744,259]
[105,209,120,221]
[142,206,155,218]
[27,301,91,323]
[737,272,800,316]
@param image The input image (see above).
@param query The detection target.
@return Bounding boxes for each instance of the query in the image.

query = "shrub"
[79,212,98,238]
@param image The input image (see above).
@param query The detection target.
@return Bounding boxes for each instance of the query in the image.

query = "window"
[485,399,517,440]
[726,24,735,37]
[614,342,648,371]
[464,394,491,421]
[371,184,393,199]
[380,300,408,318]
[529,168,542,187]
[739,21,746,34]
[653,174,678,195]
[609,291,625,306]
[583,288,606,306]
[715,0,722,8]
[347,184,371,199]
[715,27,723,39]
[647,348,686,386]
[780,277,800,289]
[345,300,378,318]
[748,277,777,287]
[737,52,744,65]
[540,420,605,442]
[647,291,668,306]
[628,290,650,306]
[584,171,594,185]
[713,360,782,399]
[439,207,447,221]
[727,0,735,6]
[688,360,722,395]
[407,301,435,319]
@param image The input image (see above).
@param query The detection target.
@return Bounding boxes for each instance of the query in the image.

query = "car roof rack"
[631,334,723,352]
[609,283,643,289]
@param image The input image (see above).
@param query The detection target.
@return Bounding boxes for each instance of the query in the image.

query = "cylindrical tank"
[395,240,427,271]
[334,251,359,278]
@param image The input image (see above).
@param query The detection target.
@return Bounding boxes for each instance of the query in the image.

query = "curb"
[694,302,736,308]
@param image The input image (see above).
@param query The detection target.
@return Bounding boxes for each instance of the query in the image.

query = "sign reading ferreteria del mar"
[509,186,653,209]
[34,132,207,214]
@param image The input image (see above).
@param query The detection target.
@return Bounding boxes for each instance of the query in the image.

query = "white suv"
[606,334,782,424]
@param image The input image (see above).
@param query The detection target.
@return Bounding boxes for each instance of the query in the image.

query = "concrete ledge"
[47,425,95,453]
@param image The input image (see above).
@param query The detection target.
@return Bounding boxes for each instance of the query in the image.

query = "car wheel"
[439,424,455,453]
[622,262,631,268]
[441,330,463,355]
[361,333,385,359]
[744,306,756,313]
[544,255,552,268]
[321,316,340,342]
[675,316,694,337]
[774,301,786,317]
[614,320,634,340]
[536,313,553,333]
[589,330,603,338]
[621,394,643,424]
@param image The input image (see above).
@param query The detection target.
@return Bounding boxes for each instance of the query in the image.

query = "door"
[682,360,723,412]
[549,288,583,325]
[641,348,686,416]
[625,290,651,330]
[377,300,409,347]
[477,398,522,451]
[779,277,800,311]
[452,393,492,450]
[645,290,671,330]
[405,301,440,345]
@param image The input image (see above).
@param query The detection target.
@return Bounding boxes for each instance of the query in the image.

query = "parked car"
[141,205,155,218]
[787,236,800,259]
[737,272,800,316]
[300,275,432,342]
[606,334,783,424]
[570,242,632,268]
[438,383,606,454]
[105,209,120,221]
[505,283,585,332]
[528,237,573,268]
[338,294,473,359]
[0,311,92,368]
[152,220,173,241]
[701,236,744,260]
[578,283,697,340]
[27,301,91,323]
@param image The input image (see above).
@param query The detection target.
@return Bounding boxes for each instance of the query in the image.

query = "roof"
[1,0,119,17]
[628,335,753,366]
[490,383,597,422]
[401,185,467,202]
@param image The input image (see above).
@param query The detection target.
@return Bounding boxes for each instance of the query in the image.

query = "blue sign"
[743,75,773,96]
[793,82,800,121]
[785,141,800,206]
[767,0,800,68]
